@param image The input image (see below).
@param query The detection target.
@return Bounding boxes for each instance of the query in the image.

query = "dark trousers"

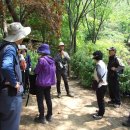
[56,70,70,94]
[0,90,22,130]
[108,77,120,105]
[96,85,107,116]
[36,87,52,118]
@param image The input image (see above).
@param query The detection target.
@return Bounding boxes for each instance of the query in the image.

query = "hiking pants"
[36,87,52,118]
[56,70,70,94]
[108,76,121,105]
[96,85,107,116]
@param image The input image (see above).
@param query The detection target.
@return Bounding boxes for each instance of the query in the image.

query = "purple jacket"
[34,55,56,87]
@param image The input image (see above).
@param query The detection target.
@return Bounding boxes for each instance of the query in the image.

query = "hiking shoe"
[122,120,130,127]
[57,93,61,98]
[93,114,103,120]
[34,117,46,124]
[46,115,52,122]
[67,93,74,97]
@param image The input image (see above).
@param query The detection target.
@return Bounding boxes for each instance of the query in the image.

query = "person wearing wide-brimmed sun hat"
[54,42,74,98]
[0,22,31,130]
[34,43,56,124]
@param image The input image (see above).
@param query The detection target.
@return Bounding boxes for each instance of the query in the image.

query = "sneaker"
[46,115,52,122]
[113,104,120,108]
[122,120,130,127]
[34,117,46,124]
[57,93,61,98]
[67,93,74,97]
[93,114,103,120]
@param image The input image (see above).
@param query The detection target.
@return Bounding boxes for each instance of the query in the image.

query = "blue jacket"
[0,42,22,87]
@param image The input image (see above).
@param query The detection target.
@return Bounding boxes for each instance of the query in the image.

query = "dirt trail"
[20,79,130,130]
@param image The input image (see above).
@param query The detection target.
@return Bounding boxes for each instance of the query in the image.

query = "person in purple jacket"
[34,43,56,124]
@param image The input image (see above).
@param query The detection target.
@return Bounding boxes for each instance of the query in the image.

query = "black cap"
[92,51,103,60]
[107,47,116,51]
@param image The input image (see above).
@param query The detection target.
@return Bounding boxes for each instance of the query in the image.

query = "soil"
[20,79,130,130]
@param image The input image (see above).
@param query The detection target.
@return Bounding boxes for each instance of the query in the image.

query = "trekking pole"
[25,77,30,107]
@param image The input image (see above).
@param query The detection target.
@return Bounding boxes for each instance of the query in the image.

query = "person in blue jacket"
[0,22,31,130]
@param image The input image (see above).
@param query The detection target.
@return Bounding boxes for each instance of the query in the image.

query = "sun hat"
[59,42,64,46]
[18,45,27,50]
[92,50,103,60]
[37,43,50,55]
[4,22,31,42]
[107,47,116,51]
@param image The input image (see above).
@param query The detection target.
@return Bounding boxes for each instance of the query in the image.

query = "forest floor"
[20,79,130,130]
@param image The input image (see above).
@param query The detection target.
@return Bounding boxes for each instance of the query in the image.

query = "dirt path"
[20,79,130,130]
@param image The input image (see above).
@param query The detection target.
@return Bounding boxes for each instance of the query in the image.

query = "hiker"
[18,45,27,71]
[107,47,124,108]
[55,42,73,98]
[20,45,31,94]
[34,43,56,124]
[0,22,31,130]
[92,51,108,120]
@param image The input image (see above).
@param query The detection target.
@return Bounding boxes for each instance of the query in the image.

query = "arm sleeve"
[64,52,70,61]
[116,57,125,72]
[1,45,17,87]
[28,55,32,68]
[96,64,103,82]
[34,59,44,74]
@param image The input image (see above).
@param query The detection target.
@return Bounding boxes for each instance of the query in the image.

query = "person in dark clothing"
[107,47,124,108]
[92,51,108,120]
[55,42,73,98]
[0,22,31,130]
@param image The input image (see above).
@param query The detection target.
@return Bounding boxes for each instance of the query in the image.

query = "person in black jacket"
[107,47,124,108]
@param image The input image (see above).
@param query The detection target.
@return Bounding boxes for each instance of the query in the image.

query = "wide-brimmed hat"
[107,47,116,51]
[37,43,50,55]
[18,45,27,50]
[4,22,31,42]
[59,42,64,46]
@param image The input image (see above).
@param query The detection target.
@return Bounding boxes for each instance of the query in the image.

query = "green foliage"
[28,50,38,70]
[71,40,130,92]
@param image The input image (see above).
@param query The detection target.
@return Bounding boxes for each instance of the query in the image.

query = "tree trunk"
[5,0,19,22]
[0,0,8,38]
[73,31,77,53]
